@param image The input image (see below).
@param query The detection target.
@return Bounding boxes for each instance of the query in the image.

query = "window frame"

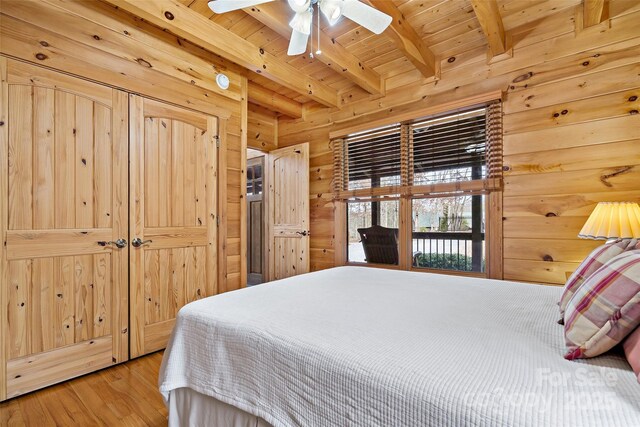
[334,100,503,279]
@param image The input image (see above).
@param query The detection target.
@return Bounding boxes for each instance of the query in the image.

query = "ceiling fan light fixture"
[319,0,343,25]
[287,0,311,13]
[289,10,313,35]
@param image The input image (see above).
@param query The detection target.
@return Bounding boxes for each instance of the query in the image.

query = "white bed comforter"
[159,267,640,427]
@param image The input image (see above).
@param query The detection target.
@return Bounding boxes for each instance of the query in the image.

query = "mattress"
[159,266,640,426]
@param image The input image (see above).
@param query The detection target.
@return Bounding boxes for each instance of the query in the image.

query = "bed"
[159,266,640,426]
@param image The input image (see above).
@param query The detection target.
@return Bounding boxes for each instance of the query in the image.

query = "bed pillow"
[563,250,640,360]
[558,239,637,321]
[623,327,640,382]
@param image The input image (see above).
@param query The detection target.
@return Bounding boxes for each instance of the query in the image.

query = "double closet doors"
[0,59,218,400]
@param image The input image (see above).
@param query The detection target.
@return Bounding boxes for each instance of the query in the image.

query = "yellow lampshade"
[578,202,640,240]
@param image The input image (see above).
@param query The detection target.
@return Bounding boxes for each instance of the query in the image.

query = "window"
[347,198,399,264]
[333,101,502,276]
[247,162,263,195]
[412,196,485,272]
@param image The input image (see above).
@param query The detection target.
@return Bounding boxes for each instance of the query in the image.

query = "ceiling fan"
[207,0,393,56]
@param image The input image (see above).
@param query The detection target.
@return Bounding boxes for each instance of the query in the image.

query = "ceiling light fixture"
[208,0,391,57]
[319,0,343,26]
[287,0,311,13]
[289,9,313,35]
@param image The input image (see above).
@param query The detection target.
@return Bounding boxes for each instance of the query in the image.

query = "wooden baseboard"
[6,336,114,400]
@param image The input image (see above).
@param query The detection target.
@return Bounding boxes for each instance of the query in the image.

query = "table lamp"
[578,202,640,241]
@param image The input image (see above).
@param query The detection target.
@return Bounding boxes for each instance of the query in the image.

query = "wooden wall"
[279,3,640,284]
[248,104,278,152]
[0,0,248,292]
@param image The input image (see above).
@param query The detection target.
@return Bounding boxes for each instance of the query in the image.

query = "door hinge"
[217,216,220,227]
[214,135,220,148]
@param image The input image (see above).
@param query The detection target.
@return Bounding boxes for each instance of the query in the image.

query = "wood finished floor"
[0,351,167,426]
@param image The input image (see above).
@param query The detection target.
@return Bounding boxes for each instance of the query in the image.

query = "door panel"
[267,143,310,281]
[248,200,263,274]
[247,157,264,281]
[1,59,129,400]
[130,96,217,357]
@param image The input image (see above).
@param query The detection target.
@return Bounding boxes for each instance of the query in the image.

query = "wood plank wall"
[0,0,249,292]
[248,104,278,152]
[278,3,640,284]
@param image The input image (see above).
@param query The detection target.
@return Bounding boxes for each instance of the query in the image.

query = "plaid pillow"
[623,327,640,382]
[564,250,640,360]
[558,239,637,321]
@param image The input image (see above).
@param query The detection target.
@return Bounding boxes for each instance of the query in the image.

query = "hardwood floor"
[0,351,167,426]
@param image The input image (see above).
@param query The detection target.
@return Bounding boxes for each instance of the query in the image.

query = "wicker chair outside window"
[357,225,399,265]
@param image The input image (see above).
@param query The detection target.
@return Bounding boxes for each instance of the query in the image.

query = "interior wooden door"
[266,143,310,281]
[0,59,129,400]
[129,95,217,358]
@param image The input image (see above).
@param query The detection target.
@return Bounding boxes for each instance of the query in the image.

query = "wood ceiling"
[111,0,607,117]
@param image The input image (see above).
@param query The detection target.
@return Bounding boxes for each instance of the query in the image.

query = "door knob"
[131,237,153,248]
[97,238,127,249]
[296,230,309,237]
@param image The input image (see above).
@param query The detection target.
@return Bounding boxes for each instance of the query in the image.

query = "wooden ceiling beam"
[583,0,606,27]
[244,2,383,95]
[470,0,507,57]
[249,83,303,118]
[103,0,339,107]
[365,0,437,79]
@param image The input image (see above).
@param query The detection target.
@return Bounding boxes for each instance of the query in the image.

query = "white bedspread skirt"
[159,266,640,426]
[168,387,272,427]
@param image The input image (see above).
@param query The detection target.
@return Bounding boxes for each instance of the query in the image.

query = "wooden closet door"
[129,96,217,358]
[0,59,129,400]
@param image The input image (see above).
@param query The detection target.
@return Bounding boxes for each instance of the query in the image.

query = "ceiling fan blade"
[288,29,310,56]
[208,0,274,14]
[341,0,392,34]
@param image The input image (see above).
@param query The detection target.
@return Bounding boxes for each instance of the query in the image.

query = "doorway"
[246,149,265,286]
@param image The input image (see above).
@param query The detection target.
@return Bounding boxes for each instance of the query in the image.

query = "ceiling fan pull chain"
[316,6,322,56]
[308,3,314,58]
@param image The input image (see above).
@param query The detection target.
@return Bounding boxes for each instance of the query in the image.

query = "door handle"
[131,237,153,248]
[296,230,309,237]
[97,238,127,249]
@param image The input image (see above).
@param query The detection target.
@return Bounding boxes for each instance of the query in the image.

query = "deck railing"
[412,231,484,272]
